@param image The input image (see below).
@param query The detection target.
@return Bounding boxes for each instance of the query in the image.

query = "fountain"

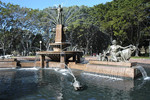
[36,5,83,90]
[34,5,145,90]
[0,5,146,80]
[35,6,142,80]
[0,4,150,100]
[36,5,83,69]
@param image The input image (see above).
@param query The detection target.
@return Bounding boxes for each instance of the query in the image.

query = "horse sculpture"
[99,45,136,62]
[120,45,136,62]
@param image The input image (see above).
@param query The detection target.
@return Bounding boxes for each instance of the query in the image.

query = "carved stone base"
[89,60,137,67]
[68,61,140,79]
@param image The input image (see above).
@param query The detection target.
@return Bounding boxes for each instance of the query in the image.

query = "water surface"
[0,65,150,100]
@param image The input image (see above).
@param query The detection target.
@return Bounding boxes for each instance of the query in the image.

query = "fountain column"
[40,55,45,68]
[55,25,65,43]
[36,5,83,68]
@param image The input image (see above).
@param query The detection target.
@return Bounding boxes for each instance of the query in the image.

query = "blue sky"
[1,0,112,10]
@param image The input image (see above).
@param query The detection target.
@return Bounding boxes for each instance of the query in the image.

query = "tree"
[0,1,41,55]
[67,6,108,54]
[91,0,150,56]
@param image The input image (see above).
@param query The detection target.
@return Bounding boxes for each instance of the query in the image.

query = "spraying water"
[64,64,82,90]
[82,73,123,81]
[34,54,39,68]
[65,64,76,81]
[136,66,150,80]
[18,67,39,70]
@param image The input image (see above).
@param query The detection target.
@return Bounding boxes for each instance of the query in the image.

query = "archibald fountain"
[36,5,83,90]
[36,5,141,80]
[1,4,150,100]
[0,5,144,80]
[36,5,83,69]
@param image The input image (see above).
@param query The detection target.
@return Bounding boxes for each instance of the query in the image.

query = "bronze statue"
[99,40,136,62]
[108,40,127,61]
[55,5,63,24]
[52,5,63,24]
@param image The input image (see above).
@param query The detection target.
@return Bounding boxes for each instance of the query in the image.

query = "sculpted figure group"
[99,40,136,62]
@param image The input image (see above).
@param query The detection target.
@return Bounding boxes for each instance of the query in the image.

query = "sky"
[1,0,112,10]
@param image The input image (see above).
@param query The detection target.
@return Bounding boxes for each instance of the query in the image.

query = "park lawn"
[131,56,150,59]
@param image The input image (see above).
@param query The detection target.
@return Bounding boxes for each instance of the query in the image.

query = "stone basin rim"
[36,51,83,55]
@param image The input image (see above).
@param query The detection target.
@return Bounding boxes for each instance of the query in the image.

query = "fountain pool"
[0,64,150,100]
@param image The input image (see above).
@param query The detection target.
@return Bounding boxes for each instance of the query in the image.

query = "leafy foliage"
[0,0,149,56]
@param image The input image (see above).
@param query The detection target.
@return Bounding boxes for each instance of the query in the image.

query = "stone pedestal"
[55,24,65,43]
[40,55,45,68]
[60,54,65,63]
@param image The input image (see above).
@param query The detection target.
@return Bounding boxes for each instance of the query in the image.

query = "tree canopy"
[0,0,149,56]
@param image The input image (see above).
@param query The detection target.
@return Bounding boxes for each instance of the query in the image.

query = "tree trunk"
[85,41,89,55]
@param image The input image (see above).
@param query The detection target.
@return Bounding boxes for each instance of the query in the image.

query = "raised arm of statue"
[119,44,132,50]
[51,5,63,24]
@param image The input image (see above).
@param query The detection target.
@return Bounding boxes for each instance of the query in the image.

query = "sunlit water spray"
[136,66,150,80]
[18,67,39,70]
[65,64,82,90]
[82,73,123,81]
[54,68,70,76]
[0,68,16,70]
[53,63,83,90]
[57,63,82,90]
[34,54,39,68]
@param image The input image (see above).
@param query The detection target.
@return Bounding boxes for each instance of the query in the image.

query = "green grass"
[131,56,150,59]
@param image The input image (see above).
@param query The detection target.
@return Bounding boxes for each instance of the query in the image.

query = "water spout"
[64,64,83,90]
[65,64,76,81]
[34,54,40,70]
[136,66,150,80]
[35,54,40,68]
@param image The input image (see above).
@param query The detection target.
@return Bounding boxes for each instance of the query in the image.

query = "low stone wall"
[68,61,140,79]
[89,60,137,67]
[68,62,86,70]
[48,62,63,68]
[0,59,17,68]
[0,58,63,68]
[0,59,41,68]
[85,64,136,78]
[0,58,141,79]
[19,61,41,68]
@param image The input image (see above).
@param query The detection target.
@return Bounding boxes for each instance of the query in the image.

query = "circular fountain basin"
[1,68,150,100]
[50,42,71,47]
[50,42,71,51]
[36,51,83,61]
